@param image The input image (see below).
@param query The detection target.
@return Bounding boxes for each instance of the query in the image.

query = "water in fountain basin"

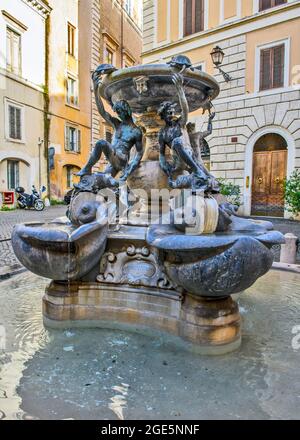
[0,270,299,420]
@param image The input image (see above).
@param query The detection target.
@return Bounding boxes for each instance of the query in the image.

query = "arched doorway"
[0,158,31,191]
[251,133,287,217]
[63,165,81,192]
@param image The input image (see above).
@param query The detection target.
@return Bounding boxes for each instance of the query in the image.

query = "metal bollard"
[280,233,298,265]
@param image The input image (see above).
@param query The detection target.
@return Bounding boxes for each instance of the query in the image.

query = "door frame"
[244,126,295,218]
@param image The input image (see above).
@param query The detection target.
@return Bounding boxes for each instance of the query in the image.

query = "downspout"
[44,14,51,200]
[121,0,124,67]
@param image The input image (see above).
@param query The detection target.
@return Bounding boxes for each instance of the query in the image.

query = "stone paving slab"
[0,206,67,240]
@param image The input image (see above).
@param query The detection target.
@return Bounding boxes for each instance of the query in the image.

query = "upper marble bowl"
[99,64,220,114]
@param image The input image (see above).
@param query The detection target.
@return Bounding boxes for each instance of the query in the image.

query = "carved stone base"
[43,282,241,355]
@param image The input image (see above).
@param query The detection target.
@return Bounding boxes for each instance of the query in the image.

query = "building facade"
[47,0,92,199]
[48,0,143,199]
[142,0,300,218]
[90,0,143,171]
[0,0,51,200]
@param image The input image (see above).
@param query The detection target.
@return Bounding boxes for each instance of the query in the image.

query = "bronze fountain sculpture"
[12,57,284,354]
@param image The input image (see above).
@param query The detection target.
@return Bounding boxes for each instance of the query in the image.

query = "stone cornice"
[21,0,52,19]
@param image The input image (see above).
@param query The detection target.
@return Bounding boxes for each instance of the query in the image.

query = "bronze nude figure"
[158,73,218,192]
[187,111,215,165]
[78,67,144,182]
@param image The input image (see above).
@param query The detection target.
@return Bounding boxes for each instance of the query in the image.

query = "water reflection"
[0,270,299,420]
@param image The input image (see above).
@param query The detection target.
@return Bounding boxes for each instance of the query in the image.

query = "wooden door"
[251,150,287,217]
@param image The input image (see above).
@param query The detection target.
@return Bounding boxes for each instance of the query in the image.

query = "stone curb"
[272,262,300,273]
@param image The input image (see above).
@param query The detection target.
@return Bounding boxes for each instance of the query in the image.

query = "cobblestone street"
[0,206,66,271]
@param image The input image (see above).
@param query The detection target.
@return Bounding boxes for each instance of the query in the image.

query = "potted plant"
[218,179,242,208]
[284,170,300,220]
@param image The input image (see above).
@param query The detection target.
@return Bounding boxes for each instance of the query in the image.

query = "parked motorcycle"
[16,186,46,211]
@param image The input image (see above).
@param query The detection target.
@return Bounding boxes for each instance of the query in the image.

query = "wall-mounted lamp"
[210,46,233,83]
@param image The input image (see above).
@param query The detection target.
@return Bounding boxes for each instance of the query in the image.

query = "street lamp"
[210,46,233,82]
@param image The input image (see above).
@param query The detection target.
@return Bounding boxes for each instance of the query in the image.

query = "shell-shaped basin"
[12,216,108,281]
[147,224,285,298]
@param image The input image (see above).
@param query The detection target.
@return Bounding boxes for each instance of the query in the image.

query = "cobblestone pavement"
[0,206,66,270]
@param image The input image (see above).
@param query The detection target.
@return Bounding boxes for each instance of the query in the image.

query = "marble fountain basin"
[147,225,285,298]
[99,64,220,114]
[12,195,109,284]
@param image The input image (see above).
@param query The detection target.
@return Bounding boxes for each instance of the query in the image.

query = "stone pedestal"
[43,282,241,355]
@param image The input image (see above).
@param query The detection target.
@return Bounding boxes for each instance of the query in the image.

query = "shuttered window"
[6,27,21,75]
[8,104,22,140]
[259,0,287,11]
[67,23,75,56]
[65,126,81,153]
[184,0,204,37]
[260,44,285,91]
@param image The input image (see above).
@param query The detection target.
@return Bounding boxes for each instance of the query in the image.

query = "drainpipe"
[44,14,51,200]
[38,138,44,190]
[121,0,124,67]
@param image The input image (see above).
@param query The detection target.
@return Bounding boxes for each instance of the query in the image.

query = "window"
[65,126,81,152]
[104,47,114,65]
[260,44,285,91]
[66,76,79,106]
[184,0,204,37]
[123,53,135,68]
[8,103,22,140]
[259,0,287,12]
[66,166,74,188]
[6,27,21,75]
[7,160,19,189]
[67,23,76,56]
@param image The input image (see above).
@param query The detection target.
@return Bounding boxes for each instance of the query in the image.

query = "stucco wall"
[0,0,47,86]
[0,0,48,194]
[47,0,92,199]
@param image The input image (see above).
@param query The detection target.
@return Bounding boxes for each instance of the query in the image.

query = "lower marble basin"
[147,225,285,298]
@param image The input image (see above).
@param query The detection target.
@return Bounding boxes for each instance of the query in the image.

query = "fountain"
[12,57,284,355]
